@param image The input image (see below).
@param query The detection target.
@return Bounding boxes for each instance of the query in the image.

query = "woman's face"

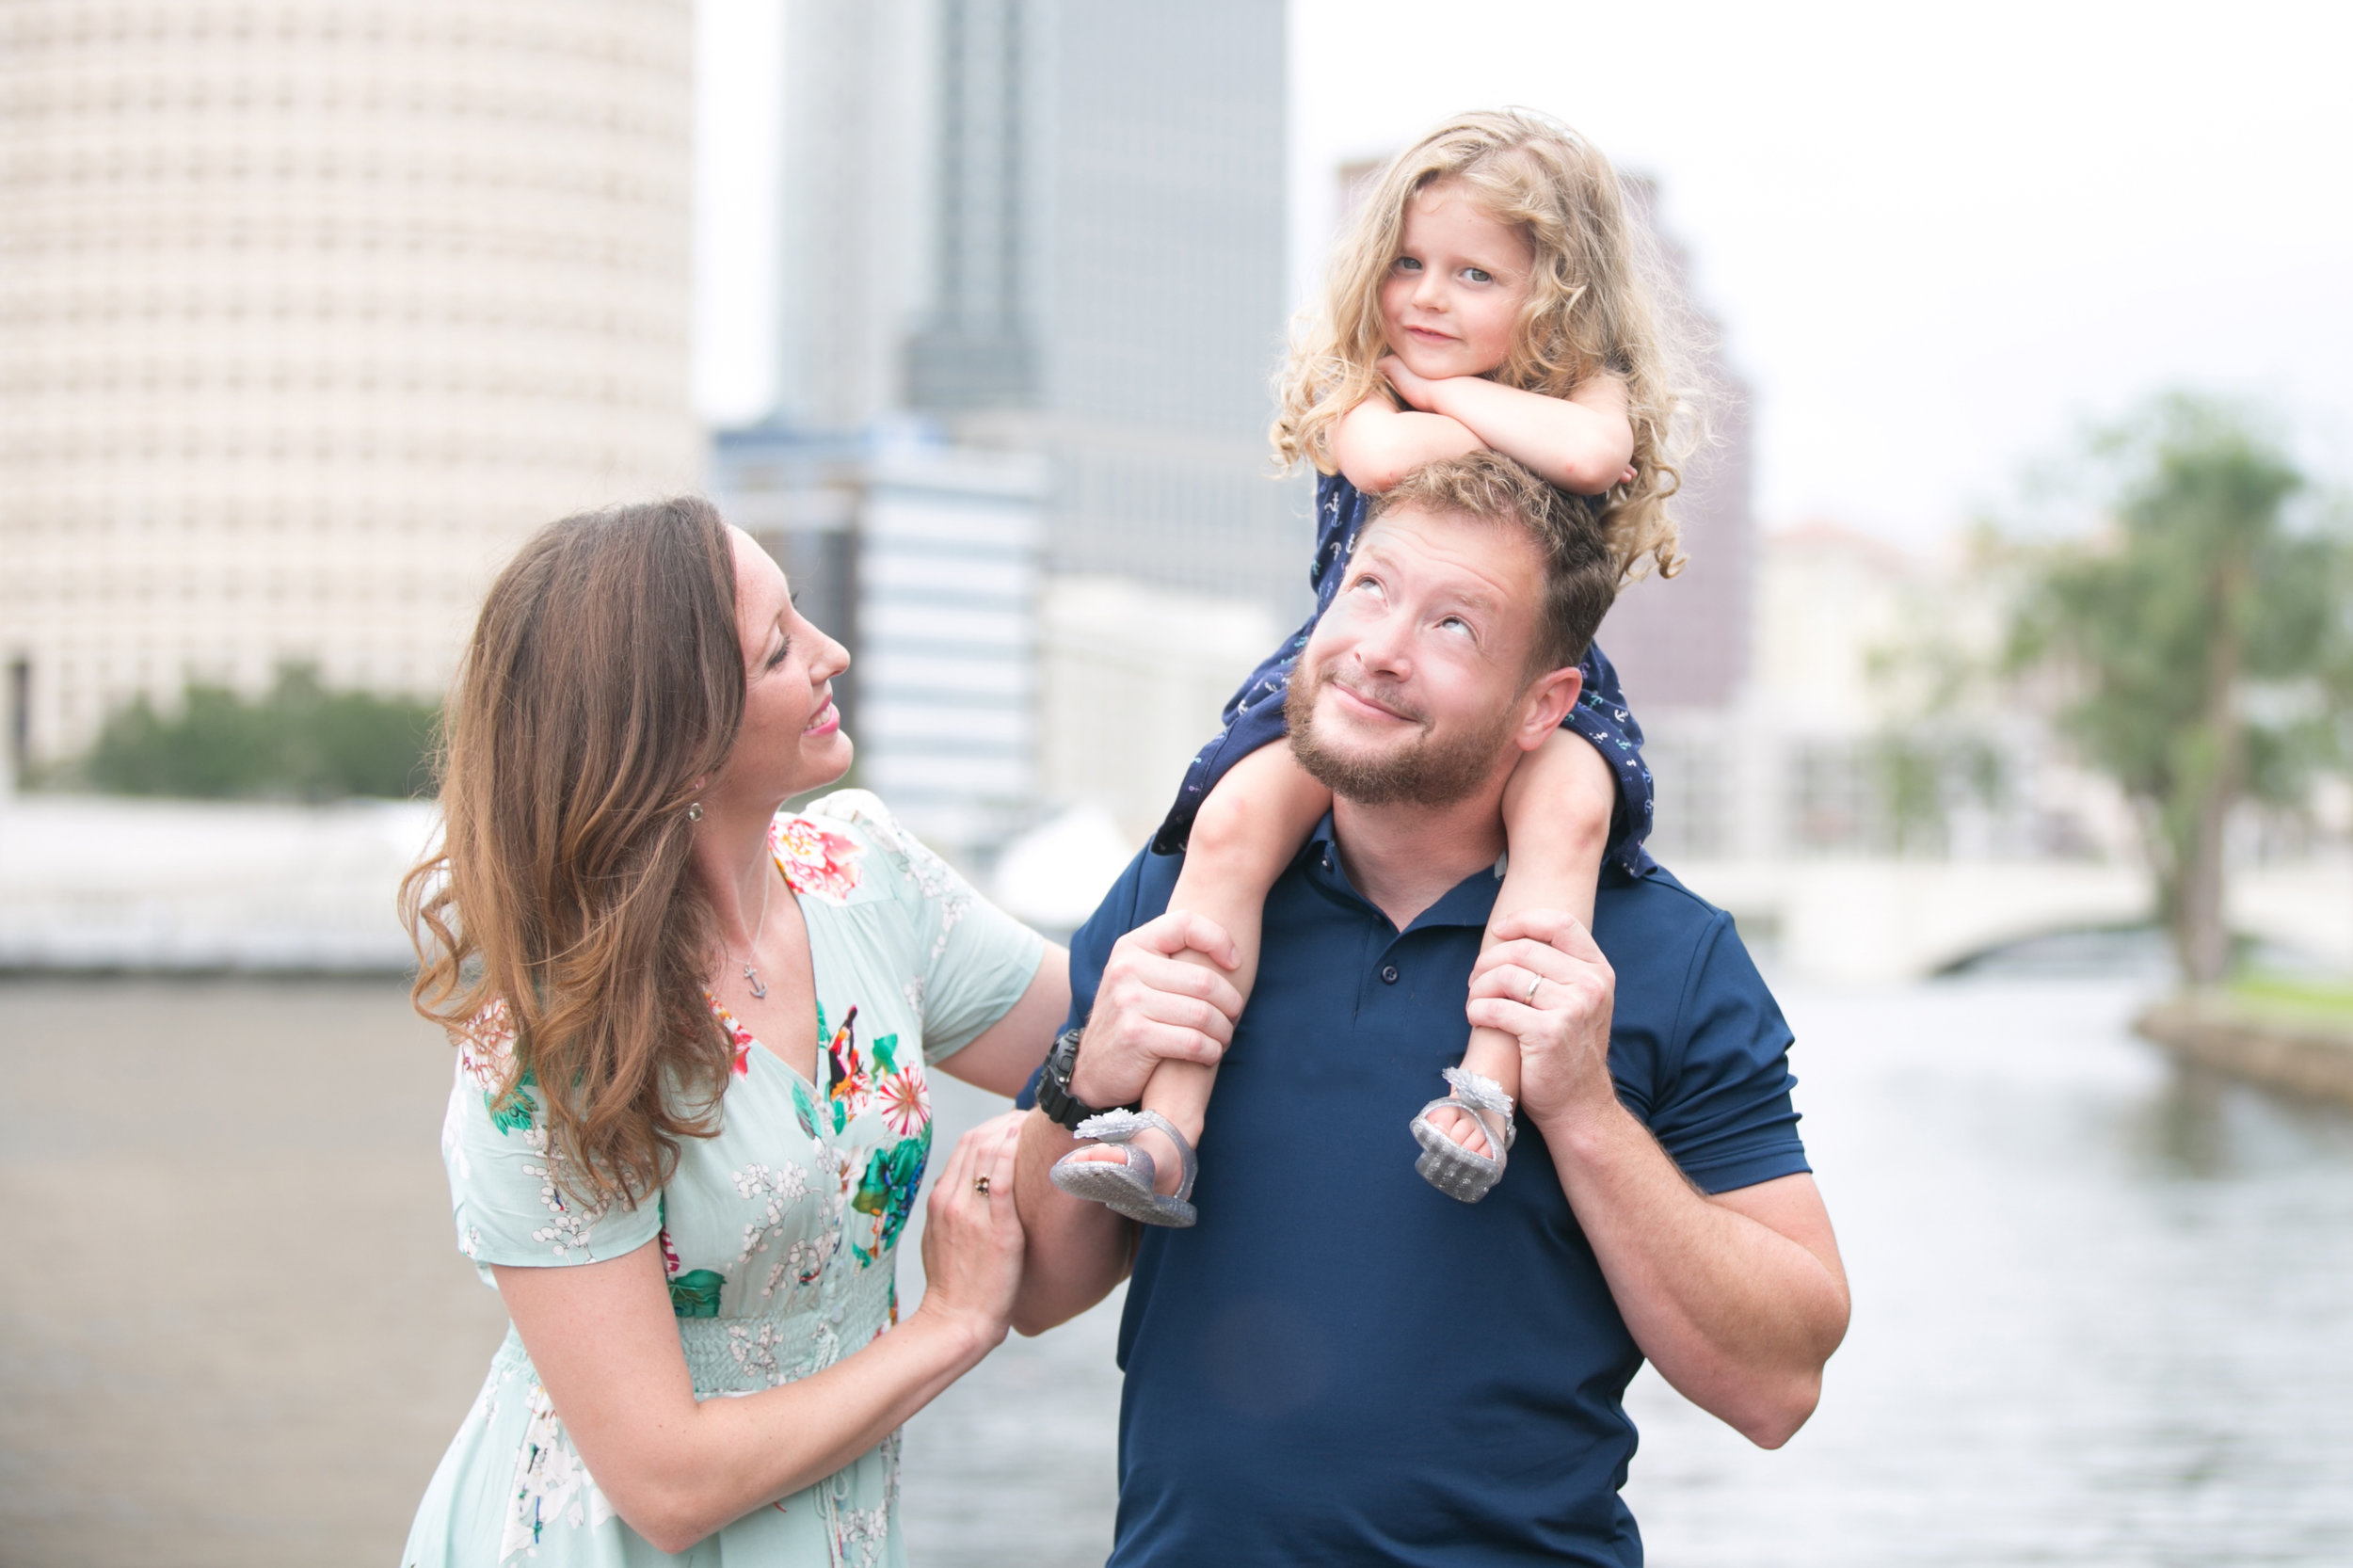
[1379,178,1535,382]
[710,526,853,809]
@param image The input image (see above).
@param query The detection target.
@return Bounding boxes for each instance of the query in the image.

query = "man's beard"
[1284,662,1514,808]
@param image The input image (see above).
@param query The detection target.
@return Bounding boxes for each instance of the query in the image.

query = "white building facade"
[0,0,701,772]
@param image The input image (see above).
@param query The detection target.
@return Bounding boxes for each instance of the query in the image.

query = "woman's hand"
[914,1112,1029,1351]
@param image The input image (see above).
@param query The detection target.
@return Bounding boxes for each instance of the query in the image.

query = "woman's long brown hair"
[402,497,744,1209]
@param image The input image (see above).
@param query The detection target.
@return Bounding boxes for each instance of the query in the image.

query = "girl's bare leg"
[1423,728,1614,1159]
[1063,744,1333,1193]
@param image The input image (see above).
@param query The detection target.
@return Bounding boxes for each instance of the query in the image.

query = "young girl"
[1051,109,1695,1224]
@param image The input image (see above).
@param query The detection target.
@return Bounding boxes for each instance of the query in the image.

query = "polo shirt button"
[1380,965,1399,984]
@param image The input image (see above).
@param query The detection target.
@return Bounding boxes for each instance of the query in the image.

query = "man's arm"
[1010,1109,1134,1335]
[1470,910,1849,1448]
[1010,911,1245,1336]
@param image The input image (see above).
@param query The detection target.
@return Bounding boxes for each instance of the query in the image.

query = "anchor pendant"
[743,964,767,1000]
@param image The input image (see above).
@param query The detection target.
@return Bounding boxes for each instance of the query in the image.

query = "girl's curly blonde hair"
[1273,108,1704,583]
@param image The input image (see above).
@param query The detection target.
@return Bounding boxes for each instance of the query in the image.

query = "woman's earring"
[686,802,703,822]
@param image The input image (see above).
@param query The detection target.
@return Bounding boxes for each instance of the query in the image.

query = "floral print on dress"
[811,1001,933,1270]
[710,999,757,1077]
[873,1069,929,1139]
[500,1381,616,1560]
[658,1213,728,1319]
[413,791,1047,1568]
[455,998,542,1132]
[770,813,865,903]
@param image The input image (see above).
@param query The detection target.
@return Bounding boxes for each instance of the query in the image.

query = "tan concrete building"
[0,0,699,773]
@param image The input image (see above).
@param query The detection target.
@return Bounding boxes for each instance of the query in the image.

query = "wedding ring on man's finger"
[1525,974,1545,1005]
[973,1176,992,1196]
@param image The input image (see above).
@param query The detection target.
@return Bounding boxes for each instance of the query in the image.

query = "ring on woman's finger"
[1525,974,1545,1005]
[973,1175,991,1197]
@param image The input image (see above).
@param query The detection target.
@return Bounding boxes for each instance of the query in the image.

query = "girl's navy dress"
[1153,472,1657,875]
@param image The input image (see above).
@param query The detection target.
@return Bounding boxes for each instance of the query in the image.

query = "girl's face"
[1379,179,1535,382]
[710,526,853,809]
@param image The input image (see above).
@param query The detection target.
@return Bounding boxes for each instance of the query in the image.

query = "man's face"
[1287,506,1547,807]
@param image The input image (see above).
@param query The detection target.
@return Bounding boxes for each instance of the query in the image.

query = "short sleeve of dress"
[802,790,1047,1064]
[439,1001,664,1277]
[1645,913,1813,1194]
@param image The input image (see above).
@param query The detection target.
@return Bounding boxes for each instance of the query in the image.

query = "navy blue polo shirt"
[1034,816,1810,1567]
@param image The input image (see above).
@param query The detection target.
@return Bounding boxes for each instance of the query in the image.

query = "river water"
[3,974,2348,1565]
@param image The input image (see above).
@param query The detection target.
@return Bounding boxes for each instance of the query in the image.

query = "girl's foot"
[1050,1109,1199,1227]
[1409,1067,1514,1203]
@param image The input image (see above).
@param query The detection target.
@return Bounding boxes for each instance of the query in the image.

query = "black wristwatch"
[1036,1024,1129,1129]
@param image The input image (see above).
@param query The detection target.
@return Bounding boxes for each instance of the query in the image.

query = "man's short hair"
[1367,453,1619,676]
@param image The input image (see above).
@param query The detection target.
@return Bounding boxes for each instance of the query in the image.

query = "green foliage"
[82,664,440,801]
[2006,393,2343,981]
[2228,971,2353,1027]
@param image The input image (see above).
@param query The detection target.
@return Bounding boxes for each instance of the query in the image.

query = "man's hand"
[1472,908,1848,1449]
[1465,907,1621,1133]
[1012,913,1243,1337]
[1066,911,1244,1110]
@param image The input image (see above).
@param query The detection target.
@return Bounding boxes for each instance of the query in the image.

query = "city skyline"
[697,0,2353,548]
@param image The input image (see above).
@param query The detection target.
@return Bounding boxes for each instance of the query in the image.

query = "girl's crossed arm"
[1379,357,1637,495]
[1329,385,1489,495]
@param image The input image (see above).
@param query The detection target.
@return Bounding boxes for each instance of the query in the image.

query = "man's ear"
[1516,664,1585,750]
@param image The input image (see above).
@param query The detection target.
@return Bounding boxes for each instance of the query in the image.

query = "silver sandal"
[1049,1108,1200,1227]
[1409,1066,1516,1203]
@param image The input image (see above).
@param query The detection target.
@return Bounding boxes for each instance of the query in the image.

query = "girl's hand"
[914,1112,1028,1350]
[1378,354,1443,412]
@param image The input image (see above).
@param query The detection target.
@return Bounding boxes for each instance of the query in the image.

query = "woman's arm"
[936,945,1071,1096]
[1380,357,1636,495]
[493,1117,1027,1553]
[1330,389,1486,493]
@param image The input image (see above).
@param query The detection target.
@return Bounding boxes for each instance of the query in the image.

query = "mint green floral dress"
[402,792,1046,1568]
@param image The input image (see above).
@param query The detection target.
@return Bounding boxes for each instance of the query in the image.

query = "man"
[1011,452,1849,1565]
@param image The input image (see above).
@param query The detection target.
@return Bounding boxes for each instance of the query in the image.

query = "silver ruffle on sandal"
[1048,1108,1200,1227]
[1410,1066,1516,1203]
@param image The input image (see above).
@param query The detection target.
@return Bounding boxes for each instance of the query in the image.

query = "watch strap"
[1039,1023,1138,1130]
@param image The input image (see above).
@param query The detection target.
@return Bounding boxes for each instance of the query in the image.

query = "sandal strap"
[1073,1108,1200,1203]
[1440,1066,1516,1150]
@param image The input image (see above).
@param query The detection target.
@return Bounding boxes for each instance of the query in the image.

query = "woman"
[399,497,1069,1565]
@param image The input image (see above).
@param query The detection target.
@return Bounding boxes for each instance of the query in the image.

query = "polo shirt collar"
[1301,812,1506,935]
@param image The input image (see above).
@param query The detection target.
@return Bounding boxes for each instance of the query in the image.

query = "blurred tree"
[2007,395,2341,984]
[83,665,439,801]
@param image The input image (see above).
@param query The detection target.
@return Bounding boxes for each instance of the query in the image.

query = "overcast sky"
[695,0,2353,548]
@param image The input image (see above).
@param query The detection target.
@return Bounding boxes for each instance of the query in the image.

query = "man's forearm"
[1008,1109,1134,1336]
[1541,1104,1849,1448]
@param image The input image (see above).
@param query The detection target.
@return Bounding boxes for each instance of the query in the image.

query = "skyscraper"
[762,0,1300,610]
[724,1,1295,855]
[923,0,1303,607]
[0,0,699,774]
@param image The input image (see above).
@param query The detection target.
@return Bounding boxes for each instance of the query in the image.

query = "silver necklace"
[735,862,776,1000]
